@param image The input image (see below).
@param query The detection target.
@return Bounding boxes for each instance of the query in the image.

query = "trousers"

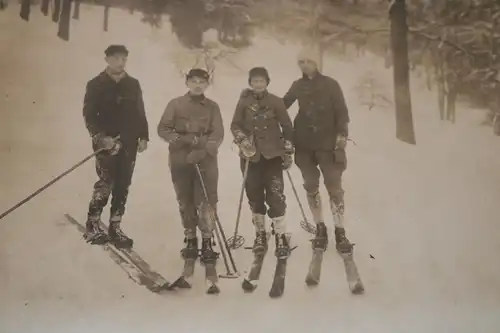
[170,154,219,239]
[87,143,137,222]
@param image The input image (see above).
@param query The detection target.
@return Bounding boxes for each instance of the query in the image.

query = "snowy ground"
[1,5,500,333]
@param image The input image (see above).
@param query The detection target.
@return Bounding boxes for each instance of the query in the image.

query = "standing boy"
[231,67,294,259]
[157,68,224,265]
[283,49,352,254]
[83,45,149,249]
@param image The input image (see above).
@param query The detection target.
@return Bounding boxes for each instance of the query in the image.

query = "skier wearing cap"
[82,44,149,248]
[230,67,294,259]
[283,48,353,254]
[157,68,224,265]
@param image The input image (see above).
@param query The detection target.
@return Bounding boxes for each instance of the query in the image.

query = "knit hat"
[248,67,270,85]
[186,68,210,82]
[297,46,321,66]
[105,45,129,57]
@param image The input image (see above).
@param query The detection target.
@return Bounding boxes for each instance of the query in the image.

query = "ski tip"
[305,277,319,287]
[167,277,192,290]
[242,279,257,293]
[206,284,220,295]
[269,289,284,298]
[350,283,365,295]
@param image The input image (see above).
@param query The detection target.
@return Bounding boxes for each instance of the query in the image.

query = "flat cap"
[186,68,210,81]
[105,45,129,57]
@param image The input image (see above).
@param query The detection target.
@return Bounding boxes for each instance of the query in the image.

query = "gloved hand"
[137,139,148,153]
[282,153,293,170]
[191,135,208,149]
[94,135,121,155]
[187,149,207,164]
[335,134,347,150]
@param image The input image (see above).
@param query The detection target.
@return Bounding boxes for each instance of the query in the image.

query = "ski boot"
[108,222,133,249]
[181,237,199,260]
[83,218,109,244]
[312,222,328,251]
[335,227,353,254]
[253,231,269,256]
[200,237,219,265]
[274,233,291,259]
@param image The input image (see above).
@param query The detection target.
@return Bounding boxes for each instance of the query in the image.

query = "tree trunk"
[20,0,30,21]
[52,0,61,22]
[103,5,110,32]
[41,0,49,16]
[57,0,71,41]
[72,0,80,19]
[389,0,416,144]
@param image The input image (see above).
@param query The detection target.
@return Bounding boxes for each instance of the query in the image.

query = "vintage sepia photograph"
[1,0,499,331]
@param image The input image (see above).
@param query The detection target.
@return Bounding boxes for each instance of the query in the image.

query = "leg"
[195,155,220,264]
[109,146,137,222]
[84,148,117,244]
[295,149,328,250]
[108,147,138,248]
[317,150,352,254]
[263,157,289,258]
[243,158,268,255]
[170,163,199,260]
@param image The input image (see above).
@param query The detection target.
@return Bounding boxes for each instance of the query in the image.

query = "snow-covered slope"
[1,4,500,333]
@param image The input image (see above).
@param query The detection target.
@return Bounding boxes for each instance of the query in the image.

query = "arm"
[230,98,247,142]
[82,81,102,138]
[206,103,224,156]
[136,82,150,141]
[331,80,350,137]
[274,98,293,143]
[157,99,181,144]
[282,81,298,109]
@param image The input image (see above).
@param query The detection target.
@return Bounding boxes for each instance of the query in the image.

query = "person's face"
[186,77,209,95]
[298,59,317,76]
[250,76,268,92]
[105,53,127,73]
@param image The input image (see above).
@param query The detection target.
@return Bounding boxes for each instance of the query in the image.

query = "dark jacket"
[231,89,293,162]
[83,71,149,147]
[283,73,349,151]
[157,93,224,166]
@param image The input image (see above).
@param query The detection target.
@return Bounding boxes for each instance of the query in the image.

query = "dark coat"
[230,89,293,162]
[83,71,149,147]
[283,73,349,151]
[157,93,224,166]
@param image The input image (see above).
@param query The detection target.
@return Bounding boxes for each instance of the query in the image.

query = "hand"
[282,153,293,170]
[238,137,256,158]
[192,135,208,149]
[335,134,347,150]
[137,139,148,153]
[187,149,207,164]
[95,135,120,152]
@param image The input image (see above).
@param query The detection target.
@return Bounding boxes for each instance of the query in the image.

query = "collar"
[301,71,321,81]
[185,92,207,104]
[102,68,128,82]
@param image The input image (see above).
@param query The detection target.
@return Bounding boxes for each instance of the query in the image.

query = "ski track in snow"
[1,5,500,333]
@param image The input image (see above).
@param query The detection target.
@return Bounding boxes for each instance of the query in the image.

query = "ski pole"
[196,167,234,278]
[229,157,249,249]
[285,170,316,234]
[0,148,104,221]
[195,164,239,275]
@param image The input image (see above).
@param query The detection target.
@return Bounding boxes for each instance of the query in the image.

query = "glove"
[94,135,120,155]
[191,135,208,149]
[137,139,148,153]
[335,134,347,150]
[282,153,293,170]
[239,138,256,158]
[187,149,207,164]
